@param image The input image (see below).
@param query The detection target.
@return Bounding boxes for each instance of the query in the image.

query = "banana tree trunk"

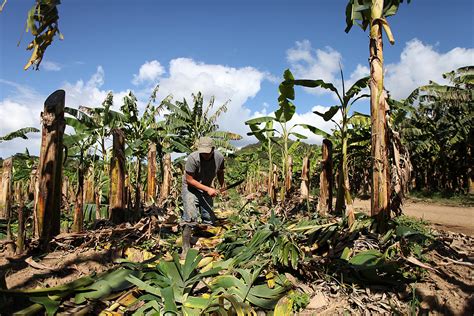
[160,153,172,201]
[370,0,391,228]
[1,158,14,253]
[31,168,39,237]
[62,176,69,207]
[318,139,333,215]
[300,156,310,199]
[285,155,293,192]
[342,135,355,225]
[109,128,126,224]
[36,90,65,248]
[0,157,12,220]
[13,182,21,206]
[73,165,84,233]
[83,169,94,204]
[267,139,273,197]
[134,159,142,213]
[95,188,101,219]
[147,143,157,204]
[272,164,278,204]
[16,189,26,254]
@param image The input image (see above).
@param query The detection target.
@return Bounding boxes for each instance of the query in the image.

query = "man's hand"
[206,187,219,197]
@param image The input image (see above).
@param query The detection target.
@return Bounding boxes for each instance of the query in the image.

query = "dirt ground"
[353,198,474,236]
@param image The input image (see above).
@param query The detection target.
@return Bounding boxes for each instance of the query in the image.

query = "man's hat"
[197,137,214,154]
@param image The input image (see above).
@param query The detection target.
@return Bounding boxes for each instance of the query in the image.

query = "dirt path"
[353,199,474,236]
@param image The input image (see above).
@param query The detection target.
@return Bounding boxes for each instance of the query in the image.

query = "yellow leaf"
[266,271,275,289]
[197,256,214,269]
[274,296,293,315]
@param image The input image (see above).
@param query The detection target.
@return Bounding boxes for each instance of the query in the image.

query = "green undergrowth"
[1,202,435,314]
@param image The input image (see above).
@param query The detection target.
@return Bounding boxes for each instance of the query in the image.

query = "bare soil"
[353,198,474,236]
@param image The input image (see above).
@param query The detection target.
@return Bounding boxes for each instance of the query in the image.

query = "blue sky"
[1,0,473,157]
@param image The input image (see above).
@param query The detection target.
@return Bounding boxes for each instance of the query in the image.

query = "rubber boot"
[182,225,192,258]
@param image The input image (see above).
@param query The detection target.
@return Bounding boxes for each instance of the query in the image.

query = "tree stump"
[147,143,157,204]
[109,128,126,224]
[318,139,333,215]
[36,90,66,248]
[300,156,310,199]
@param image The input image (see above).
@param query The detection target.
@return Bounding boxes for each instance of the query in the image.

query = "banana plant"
[245,94,307,201]
[164,92,242,154]
[401,66,473,194]
[64,113,98,232]
[345,0,412,228]
[280,68,370,224]
[126,249,226,315]
[120,87,173,212]
[78,92,123,207]
[244,119,277,199]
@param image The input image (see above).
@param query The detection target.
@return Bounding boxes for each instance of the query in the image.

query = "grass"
[408,191,474,207]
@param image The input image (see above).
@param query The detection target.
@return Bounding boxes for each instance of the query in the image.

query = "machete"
[219,178,245,193]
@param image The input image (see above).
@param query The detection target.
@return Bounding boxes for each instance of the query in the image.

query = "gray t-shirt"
[182,150,225,188]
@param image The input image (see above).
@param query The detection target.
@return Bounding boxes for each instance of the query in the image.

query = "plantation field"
[1,0,473,314]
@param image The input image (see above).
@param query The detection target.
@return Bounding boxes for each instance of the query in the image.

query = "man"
[181,136,225,255]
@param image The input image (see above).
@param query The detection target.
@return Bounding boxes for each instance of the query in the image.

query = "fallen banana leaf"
[3,275,95,315]
[75,268,141,304]
[210,268,290,310]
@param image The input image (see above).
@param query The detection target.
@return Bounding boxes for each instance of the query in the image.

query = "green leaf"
[29,296,60,316]
[314,105,340,121]
[289,132,307,140]
[349,249,384,268]
[297,124,331,138]
[183,296,212,310]
[395,225,424,238]
[0,127,39,142]
[161,286,178,315]
[283,69,294,81]
[279,82,295,101]
[293,79,340,96]
[245,116,275,125]
[74,268,139,304]
[345,76,370,101]
[275,100,296,123]
[126,275,163,297]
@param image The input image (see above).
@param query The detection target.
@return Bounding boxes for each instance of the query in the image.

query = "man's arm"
[186,172,218,197]
[217,169,225,188]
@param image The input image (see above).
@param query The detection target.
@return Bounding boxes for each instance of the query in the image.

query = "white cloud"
[286,40,370,98]
[0,82,44,158]
[155,58,267,144]
[348,64,370,83]
[384,39,474,99]
[62,66,110,109]
[41,60,62,71]
[132,60,166,85]
[286,40,342,92]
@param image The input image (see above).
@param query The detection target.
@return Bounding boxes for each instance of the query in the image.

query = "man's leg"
[198,193,217,225]
[181,188,199,256]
